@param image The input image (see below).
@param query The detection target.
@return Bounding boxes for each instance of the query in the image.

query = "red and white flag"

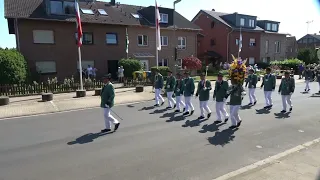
[75,0,83,47]
[155,0,161,51]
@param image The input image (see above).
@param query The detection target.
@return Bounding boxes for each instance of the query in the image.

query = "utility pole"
[306,20,313,48]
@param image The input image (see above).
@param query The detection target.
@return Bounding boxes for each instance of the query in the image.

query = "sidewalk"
[223,141,320,180]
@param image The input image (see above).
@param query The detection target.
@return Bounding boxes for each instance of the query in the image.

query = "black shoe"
[190,110,194,115]
[175,109,180,113]
[289,107,292,111]
[101,129,111,133]
[214,120,222,124]
[248,103,252,106]
[166,106,171,109]
[173,104,176,108]
[237,121,242,127]
[183,112,189,116]
[183,108,185,112]
[198,116,205,119]
[304,89,307,92]
[154,104,159,107]
[229,125,237,129]
[263,106,268,109]
[161,102,165,106]
[308,89,310,92]
[114,123,120,131]
[224,118,229,122]
[207,113,211,119]
[254,101,257,105]
[281,110,286,113]
[318,91,320,94]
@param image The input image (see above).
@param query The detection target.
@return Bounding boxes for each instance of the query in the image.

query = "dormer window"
[249,19,255,27]
[159,13,168,23]
[240,18,245,26]
[272,24,278,31]
[50,0,75,15]
[266,23,271,30]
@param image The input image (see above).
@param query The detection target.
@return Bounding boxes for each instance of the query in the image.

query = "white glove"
[176,88,180,92]
[105,104,109,108]
[203,87,207,90]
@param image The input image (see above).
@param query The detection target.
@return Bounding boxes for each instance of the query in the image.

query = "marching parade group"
[99,55,320,132]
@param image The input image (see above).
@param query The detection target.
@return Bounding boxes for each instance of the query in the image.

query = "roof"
[297,34,320,41]
[4,0,200,30]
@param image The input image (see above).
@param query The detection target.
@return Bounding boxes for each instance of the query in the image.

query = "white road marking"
[256,145,262,149]
[298,130,304,133]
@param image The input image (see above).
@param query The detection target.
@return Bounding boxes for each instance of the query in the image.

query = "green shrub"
[270,59,303,71]
[118,58,142,78]
[0,48,28,84]
[150,66,169,76]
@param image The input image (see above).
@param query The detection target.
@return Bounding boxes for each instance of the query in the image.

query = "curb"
[213,137,320,180]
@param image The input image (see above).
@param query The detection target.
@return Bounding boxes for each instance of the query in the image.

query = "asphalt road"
[1,82,320,180]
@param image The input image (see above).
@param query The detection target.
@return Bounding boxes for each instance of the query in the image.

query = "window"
[33,30,54,44]
[265,40,269,53]
[290,48,293,52]
[236,38,239,45]
[210,39,216,46]
[131,13,140,18]
[249,19,255,27]
[75,32,93,45]
[160,36,168,46]
[50,1,75,15]
[138,35,148,46]
[98,9,107,15]
[266,23,271,30]
[77,61,94,70]
[248,57,255,65]
[211,21,215,28]
[158,59,168,66]
[178,37,186,49]
[240,18,245,26]
[36,61,56,73]
[272,24,277,31]
[262,57,267,63]
[249,38,256,46]
[159,13,168,23]
[275,41,281,53]
[81,8,94,14]
[106,33,118,44]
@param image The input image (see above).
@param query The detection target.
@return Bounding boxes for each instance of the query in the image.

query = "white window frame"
[248,57,255,65]
[177,37,186,49]
[36,61,56,74]
[240,18,245,26]
[272,24,277,31]
[265,40,269,53]
[77,60,94,70]
[249,19,255,27]
[160,36,168,46]
[266,23,271,30]
[137,35,148,46]
[275,41,281,53]
[33,30,54,44]
[158,59,168,67]
[249,38,256,46]
[159,13,168,23]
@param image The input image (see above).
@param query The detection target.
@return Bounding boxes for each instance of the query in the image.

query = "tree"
[182,56,202,70]
[118,58,142,78]
[0,49,28,84]
[297,48,317,64]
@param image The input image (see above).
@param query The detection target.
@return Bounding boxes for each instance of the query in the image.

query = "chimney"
[212,9,215,11]
[314,33,317,35]
[110,0,115,6]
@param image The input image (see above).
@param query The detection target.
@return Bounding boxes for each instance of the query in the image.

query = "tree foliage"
[297,48,318,64]
[150,66,169,76]
[0,49,28,84]
[118,58,142,78]
[182,56,202,70]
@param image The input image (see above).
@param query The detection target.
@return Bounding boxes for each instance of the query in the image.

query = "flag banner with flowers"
[228,54,247,85]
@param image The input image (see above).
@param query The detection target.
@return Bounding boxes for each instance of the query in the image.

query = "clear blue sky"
[1,0,320,48]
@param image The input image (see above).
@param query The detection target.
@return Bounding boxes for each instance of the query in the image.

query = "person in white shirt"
[87,65,93,79]
[118,66,124,83]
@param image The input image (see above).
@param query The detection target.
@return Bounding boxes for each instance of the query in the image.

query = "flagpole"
[78,46,83,90]
[126,27,129,59]
[238,26,241,58]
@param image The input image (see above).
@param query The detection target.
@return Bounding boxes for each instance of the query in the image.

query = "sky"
[1,0,320,48]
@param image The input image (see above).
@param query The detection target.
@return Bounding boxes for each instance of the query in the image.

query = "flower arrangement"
[228,54,247,84]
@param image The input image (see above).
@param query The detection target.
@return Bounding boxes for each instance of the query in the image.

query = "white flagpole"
[238,27,241,58]
[126,27,129,59]
[78,46,83,90]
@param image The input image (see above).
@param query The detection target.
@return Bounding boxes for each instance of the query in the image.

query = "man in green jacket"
[245,69,258,106]
[174,72,186,112]
[303,67,312,92]
[213,73,229,124]
[195,73,212,119]
[183,71,195,115]
[165,70,176,109]
[154,69,165,106]
[100,74,120,133]
[278,71,295,113]
[260,67,276,109]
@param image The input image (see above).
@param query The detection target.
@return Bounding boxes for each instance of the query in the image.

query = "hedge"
[150,66,169,76]
[118,58,142,78]
[270,59,303,72]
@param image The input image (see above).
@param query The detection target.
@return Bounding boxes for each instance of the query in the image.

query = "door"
[107,60,119,80]
[140,60,149,71]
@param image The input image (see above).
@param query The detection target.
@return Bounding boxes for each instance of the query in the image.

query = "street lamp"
[173,0,181,75]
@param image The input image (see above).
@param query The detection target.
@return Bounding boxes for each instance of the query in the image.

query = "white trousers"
[155,88,164,105]
[305,80,310,90]
[216,101,229,121]
[318,82,320,90]
[184,96,194,112]
[264,91,273,106]
[281,95,292,111]
[248,88,257,103]
[176,95,185,110]
[200,101,211,117]
[230,105,241,126]
[166,91,176,108]
[103,108,119,129]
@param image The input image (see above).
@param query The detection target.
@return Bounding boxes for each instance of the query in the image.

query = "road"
[0,82,320,180]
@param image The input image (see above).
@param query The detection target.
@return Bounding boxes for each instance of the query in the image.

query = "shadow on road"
[241,104,252,110]
[199,122,226,133]
[274,112,291,119]
[255,108,271,114]
[207,128,238,146]
[160,111,176,118]
[150,108,167,114]
[310,93,320,97]
[300,91,309,94]
[165,114,186,122]
[182,119,208,127]
[67,132,113,145]
[139,106,155,111]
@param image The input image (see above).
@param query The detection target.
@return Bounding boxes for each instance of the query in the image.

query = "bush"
[297,48,318,64]
[270,59,303,71]
[118,58,142,78]
[0,48,28,84]
[150,66,169,76]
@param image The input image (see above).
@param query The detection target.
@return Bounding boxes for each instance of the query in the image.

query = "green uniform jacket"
[261,74,276,91]
[183,77,195,97]
[165,75,176,92]
[316,71,320,82]
[278,77,295,95]
[245,74,258,88]
[228,85,244,106]
[100,83,115,108]
[174,79,184,96]
[196,80,212,101]
[154,74,164,89]
[304,70,312,80]
[213,80,229,102]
